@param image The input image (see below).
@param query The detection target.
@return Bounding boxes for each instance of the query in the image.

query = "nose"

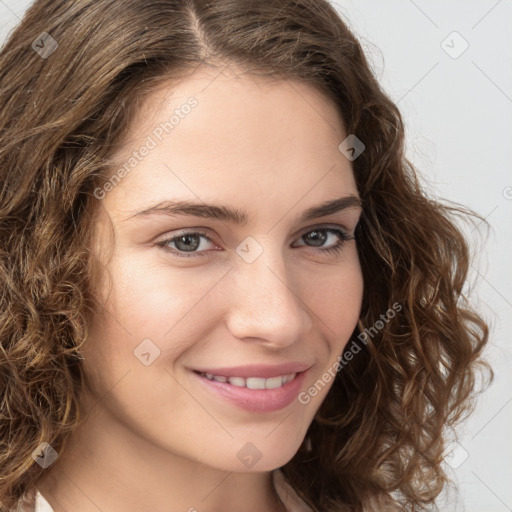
[224,246,313,349]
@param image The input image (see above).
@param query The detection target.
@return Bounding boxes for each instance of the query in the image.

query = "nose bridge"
[225,242,311,344]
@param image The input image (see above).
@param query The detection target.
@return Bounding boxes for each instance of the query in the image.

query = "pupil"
[176,234,199,252]
[307,230,326,247]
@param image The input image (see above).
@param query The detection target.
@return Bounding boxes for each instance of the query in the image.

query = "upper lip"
[191,361,312,379]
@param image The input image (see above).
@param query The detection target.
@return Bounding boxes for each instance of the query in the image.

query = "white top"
[21,469,313,512]
[32,491,54,512]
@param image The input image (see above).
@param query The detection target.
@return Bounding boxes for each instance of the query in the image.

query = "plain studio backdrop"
[1,1,511,511]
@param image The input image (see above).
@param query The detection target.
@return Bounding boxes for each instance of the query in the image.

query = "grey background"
[1,0,511,510]
[331,2,511,510]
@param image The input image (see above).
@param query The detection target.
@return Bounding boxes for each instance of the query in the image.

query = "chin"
[203,431,306,473]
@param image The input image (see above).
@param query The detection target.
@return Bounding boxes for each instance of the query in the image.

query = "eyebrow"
[124,195,362,225]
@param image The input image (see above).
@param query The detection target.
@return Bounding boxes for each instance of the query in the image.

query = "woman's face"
[84,65,363,473]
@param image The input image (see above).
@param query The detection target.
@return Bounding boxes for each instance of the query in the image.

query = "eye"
[156,230,217,258]
[156,225,355,259]
[292,225,354,256]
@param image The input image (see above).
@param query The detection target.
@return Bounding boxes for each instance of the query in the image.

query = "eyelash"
[156,225,355,259]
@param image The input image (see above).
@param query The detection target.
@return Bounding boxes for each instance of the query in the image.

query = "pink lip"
[190,368,310,413]
[190,362,311,379]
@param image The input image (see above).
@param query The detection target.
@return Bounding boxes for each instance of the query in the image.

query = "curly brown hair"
[0,0,492,510]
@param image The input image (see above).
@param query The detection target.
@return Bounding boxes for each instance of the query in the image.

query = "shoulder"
[272,469,314,512]
[19,476,407,512]
[21,478,296,512]
[12,487,54,512]
[34,489,54,512]
[272,470,405,512]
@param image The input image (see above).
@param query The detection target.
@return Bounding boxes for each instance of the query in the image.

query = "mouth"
[193,370,298,389]
[190,368,309,413]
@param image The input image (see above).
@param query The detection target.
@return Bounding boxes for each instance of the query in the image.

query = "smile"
[197,371,297,389]
[191,368,309,413]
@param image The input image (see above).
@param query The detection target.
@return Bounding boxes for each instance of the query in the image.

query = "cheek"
[300,251,363,343]
[112,253,229,330]
[91,247,364,359]
[80,253,231,397]
[296,260,363,410]
[83,246,363,380]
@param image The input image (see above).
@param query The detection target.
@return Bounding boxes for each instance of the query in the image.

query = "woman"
[0,1,492,511]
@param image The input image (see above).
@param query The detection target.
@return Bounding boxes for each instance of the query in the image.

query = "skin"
[36,64,364,512]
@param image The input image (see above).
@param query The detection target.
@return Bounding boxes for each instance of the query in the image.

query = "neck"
[35,398,286,512]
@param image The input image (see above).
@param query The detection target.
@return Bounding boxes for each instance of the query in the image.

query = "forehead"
[111,64,347,160]
[102,65,357,220]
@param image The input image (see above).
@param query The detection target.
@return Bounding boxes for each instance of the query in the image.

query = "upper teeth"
[201,372,297,389]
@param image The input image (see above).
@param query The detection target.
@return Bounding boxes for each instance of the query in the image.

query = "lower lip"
[191,370,308,413]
